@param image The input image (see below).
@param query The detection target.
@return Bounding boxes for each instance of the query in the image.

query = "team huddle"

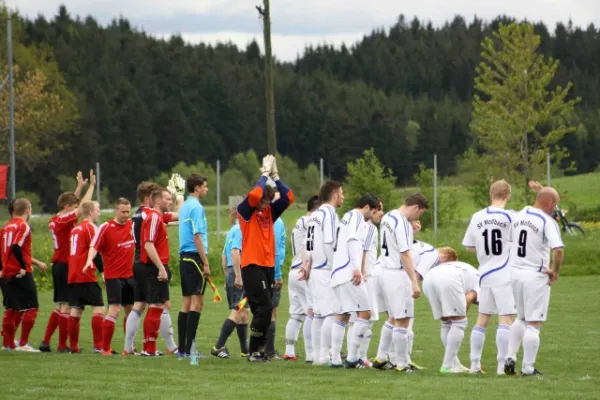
[0,154,564,375]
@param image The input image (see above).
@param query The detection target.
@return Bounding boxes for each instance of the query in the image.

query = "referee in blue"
[176,174,211,357]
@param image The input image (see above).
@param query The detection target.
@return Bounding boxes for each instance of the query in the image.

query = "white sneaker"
[440,364,466,374]
[15,344,40,352]
[457,363,470,372]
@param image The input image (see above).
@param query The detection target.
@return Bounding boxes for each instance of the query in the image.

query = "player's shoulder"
[294,215,307,228]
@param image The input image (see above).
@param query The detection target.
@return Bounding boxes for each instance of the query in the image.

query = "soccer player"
[462,179,517,375]
[299,180,343,366]
[422,256,480,373]
[283,195,321,361]
[329,194,380,368]
[0,198,40,352]
[237,154,294,362]
[211,206,249,358]
[126,179,182,355]
[504,187,564,376]
[84,198,136,355]
[375,193,427,372]
[177,174,210,358]
[67,201,105,353]
[265,215,286,359]
[40,170,96,352]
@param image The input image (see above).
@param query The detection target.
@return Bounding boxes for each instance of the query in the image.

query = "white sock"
[311,316,323,362]
[496,324,511,373]
[303,315,313,361]
[440,321,452,347]
[508,318,527,361]
[345,322,354,355]
[407,318,415,358]
[376,321,394,361]
[349,318,370,362]
[392,327,409,369]
[331,320,346,365]
[443,319,467,370]
[470,326,486,371]
[125,309,141,352]
[319,315,334,363]
[522,326,540,374]
[160,310,177,352]
[358,326,373,360]
[284,315,303,358]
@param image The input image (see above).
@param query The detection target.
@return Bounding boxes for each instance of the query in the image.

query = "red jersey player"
[67,201,105,354]
[40,170,96,353]
[85,197,135,355]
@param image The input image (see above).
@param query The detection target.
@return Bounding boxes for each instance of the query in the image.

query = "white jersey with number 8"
[305,204,339,271]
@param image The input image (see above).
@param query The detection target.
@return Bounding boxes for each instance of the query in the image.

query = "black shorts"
[133,261,148,302]
[179,253,207,297]
[52,262,70,303]
[145,263,171,305]
[69,282,104,309]
[4,273,39,311]
[105,277,136,306]
[225,268,247,310]
[241,265,274,315]
[0,277,7,308]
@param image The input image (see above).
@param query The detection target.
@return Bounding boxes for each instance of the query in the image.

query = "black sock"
[177,312,188,353]
[184,311,200,354]
[215,318,236,349]
[236,324,249,354]
[265,321,276,355]
[249,327,263,354]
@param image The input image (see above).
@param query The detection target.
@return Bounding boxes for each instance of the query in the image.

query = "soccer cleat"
[122,349,140,356]
[240,353,249,358]
[15,344,41,353]
[283,354,298,361]
[345,359,367,369]
[440,365,466,374]
[100,349,113,356]
[248,352,269,362]
[305,360,313,364]
[360,358,373,368]
[211,346,231,359]
[521,369,542,377]
[323,360,344,368]
[154,351,164,356]
[469,369,486,375]
[504,357,517,376]
[372,357,395,370]
[70,348,83,354]
[93,348,103,353]
[140,351,155,357]
[267,351,283,360]
[167,348,178,355]
[176,352,190,359]
[409,361,425,371]
[39,342,52,352]
[58,347,71,354]
[395,365,417,373]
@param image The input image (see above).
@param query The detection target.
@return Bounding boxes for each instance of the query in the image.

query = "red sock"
[92,313,104,350]
[2,310,16,348]
[102,316,116,352]
[58,313,70,350]
[18,309,38,346]
[68,316,81,352]
[43,309,60,344]
[143,307,163,354]
[13,311,23,331]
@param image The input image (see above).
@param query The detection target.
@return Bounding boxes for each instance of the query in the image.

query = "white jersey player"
[328,194,380,368]
[504,187,564,377]
[373,193,428,373]
[462,179,518,375]
[300,181,343,365]
[284,195,321,361]
[423,260,480,374]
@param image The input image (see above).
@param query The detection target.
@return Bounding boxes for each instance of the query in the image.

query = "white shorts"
[309,269,335,317]
[288,268,311,315]
[478,283,517,316]
[423,268,466,320]
[332,281,370,314]
[366,276,380,321]
[378,269,414,319]
[510,268,551,322]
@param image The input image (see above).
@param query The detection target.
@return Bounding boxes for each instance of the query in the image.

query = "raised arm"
[238,176,268,221]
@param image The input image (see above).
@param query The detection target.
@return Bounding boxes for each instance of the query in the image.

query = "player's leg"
[212,278,244,358]
[329,285,349,367]
[317,278,336,365]
[12,275,40,352]
[284,271,305,360]
[177,256,191,355]
[266,290,281,359]
[39,263,62,352]
[469,303,492,373]
[141,264,168,357]
[505,270,527,375]
[495,283,516,374]
[242,264,274,361]
[67,293,84,354]
[344,284,372,368]
[57,264,72,352]
[520,274,550,376]
[309,278,323,364]
[125,261,148,354]
[373,271,396,369]
[102,279,126,355]
[180,256,205,356]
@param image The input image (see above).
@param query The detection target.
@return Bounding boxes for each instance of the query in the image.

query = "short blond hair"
[438,247,458,262]
[490,179,511,201]
[81,201,99,217]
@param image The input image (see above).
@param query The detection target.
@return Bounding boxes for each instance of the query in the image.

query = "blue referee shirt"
[178,196,208,255]
[274,218,286,280]
[223,222,242,267]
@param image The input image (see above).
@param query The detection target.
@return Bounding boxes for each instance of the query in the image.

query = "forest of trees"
[1,5,600,210]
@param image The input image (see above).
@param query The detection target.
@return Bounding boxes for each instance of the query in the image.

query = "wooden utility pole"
[256,0,277,154]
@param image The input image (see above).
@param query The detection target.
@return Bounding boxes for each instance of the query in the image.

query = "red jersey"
[1,219,32,278]
[49,210,78,263]
[92,219,135,279]
[68,220,97,284]
[140,208,170,265]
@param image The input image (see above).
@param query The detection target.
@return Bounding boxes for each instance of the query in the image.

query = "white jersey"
[306,204,339,271]
[462,206,515,287]
[509,206,564,272]
[413,240,439,279]
[433,261,480,294]
[331,209,364,287]
[360,221,378,276]
[379,210,413,270]
[290,215,309,269]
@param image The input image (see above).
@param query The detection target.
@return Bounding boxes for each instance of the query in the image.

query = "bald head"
[535,187,560,215]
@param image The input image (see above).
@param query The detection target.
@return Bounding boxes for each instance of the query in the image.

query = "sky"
[6,0,600,62]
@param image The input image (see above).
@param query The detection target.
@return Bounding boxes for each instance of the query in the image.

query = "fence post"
[96,162,101,208]
[217,160,221,237]
[320,158,324,186]
[433,153,438,243]
[546,152,551,187]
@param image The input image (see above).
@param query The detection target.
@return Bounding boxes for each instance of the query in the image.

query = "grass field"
[1,276,599,399]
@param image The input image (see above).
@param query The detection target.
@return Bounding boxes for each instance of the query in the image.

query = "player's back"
[331,209,364,286]
[290,215,309,268]
[379,209,413,270]
[413,240,438,279]
[49,210,78,263]
[510,206,564,272]
[434,261,479,293]
[306,204,339,271]
[1,219,32,277]
[68,220,97,284]
[360,221,378,275]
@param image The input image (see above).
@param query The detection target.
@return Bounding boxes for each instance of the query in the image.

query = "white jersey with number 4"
[379,210,413,272]
[360,221,378,276]
[290,215,309,269]
[306,204,339,271]
[331,209,364,287]
[509,206,564,272]
[462,206,515,287]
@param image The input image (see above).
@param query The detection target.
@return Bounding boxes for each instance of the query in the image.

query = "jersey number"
[382,232,389,256]
[2,231,13,253]
[70,234,79,256]
[482,228,502,256]
[517,230,527,258]
[332,227,341,252]
[306,226,315,252]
